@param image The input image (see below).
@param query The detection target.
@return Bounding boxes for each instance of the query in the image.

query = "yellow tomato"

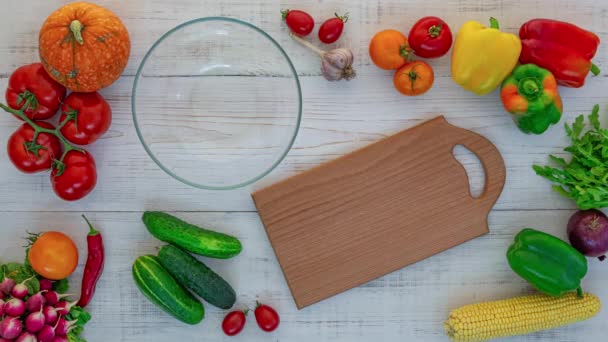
[28,231,78,280]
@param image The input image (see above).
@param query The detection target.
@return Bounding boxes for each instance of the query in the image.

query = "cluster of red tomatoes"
[2,63,112,201]
[282,9,348,44]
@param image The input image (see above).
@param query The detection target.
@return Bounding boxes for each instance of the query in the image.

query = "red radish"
[0,338,12,342]
[54,300,77,315]
[318,13,348,44]
[0,278,15,295]
[43,306,59,325]
[0,299,5,316]
[39,279,53,292]
[36,325,55,342]
[254,302,280,332]
[281,9,314,36]
[15,331,37,342]
[52,336,68,342]
[54,319,76,337]
[43,292,70,307]
[0,292,5,300]
[567,209,608,261]
[0,317,23,339]
[25,291,46,312]
[4,298,25,317]
[25,308,46,333]
[10,278,32,300]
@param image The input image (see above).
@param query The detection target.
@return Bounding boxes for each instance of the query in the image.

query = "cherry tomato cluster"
[282,9,348,44]
[1,63,112,201]
[369,16,453,96]
[222,302,280,336]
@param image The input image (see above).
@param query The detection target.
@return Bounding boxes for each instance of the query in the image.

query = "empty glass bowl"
[132,17,302,190]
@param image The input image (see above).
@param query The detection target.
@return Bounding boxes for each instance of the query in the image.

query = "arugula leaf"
[533,105,608,210]
[65,306,91,342]
[68,331,87,342]
[53,278,70,294]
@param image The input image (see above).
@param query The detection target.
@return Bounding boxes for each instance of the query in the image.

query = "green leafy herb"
[533,105,608,209]
[66,306,91,342]
[53,278,70,294]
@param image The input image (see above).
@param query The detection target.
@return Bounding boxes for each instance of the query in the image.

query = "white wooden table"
[1,1,607,341]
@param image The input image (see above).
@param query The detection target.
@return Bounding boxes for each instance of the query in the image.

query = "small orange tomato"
[369,29,412,70]
[28,232,79,280]
[393,61,435,96]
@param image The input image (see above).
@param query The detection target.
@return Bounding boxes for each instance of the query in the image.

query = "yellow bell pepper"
[452,17,522,95]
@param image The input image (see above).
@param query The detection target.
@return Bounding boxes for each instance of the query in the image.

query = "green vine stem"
[0,101,83,176]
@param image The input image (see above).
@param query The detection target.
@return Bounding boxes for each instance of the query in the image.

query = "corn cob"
[445,292,601,342]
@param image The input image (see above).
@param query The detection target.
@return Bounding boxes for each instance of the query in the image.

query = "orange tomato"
[28,232,78,280]
[393,61,435,96]
[369,30,412,70]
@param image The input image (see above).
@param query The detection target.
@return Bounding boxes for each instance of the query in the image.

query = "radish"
[10,277,34,300]
[4,298,25,317]
[39,279,53,292]
[53,300,77,315]
[0,292,5,300]
[15,331,37,342]
[0,278,15,295]
[54,318,76,337]
[25,307,46,333]
[52,336,68,342]
[42,306,59,325]
[36,325,55,342]
[42,292,70,307]
[25,291,46,312]
[0,317,23,339]
[0,299,5,316]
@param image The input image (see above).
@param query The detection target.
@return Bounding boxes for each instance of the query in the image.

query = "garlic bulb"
[290,33,356,81]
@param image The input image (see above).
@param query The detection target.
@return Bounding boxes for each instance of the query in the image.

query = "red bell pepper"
[519,19,600,88]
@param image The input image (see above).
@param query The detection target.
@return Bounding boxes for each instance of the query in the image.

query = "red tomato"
[282,9,314,36]
[59,92,112,145]
[7,122,62,173]
[5,63,66,120]
[222,310,247,336]
[50,150,97,201]
[318,13,348,44]
[407,16,453,58]
[254,302,279,332]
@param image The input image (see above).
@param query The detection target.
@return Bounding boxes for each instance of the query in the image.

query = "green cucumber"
[132,255,204,324]
[143,211,242,259]
[158,244,237,309]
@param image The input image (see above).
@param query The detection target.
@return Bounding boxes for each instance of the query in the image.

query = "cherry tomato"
[318,13,348,44]
[5,63,66,120]
[281,9,314,36]
[59,92,112,145]
[50,150,97,201]
[28,231,79,280]
[222,310,247,336]
[7,122,62,173]
[254,302,279,332]
[393,61,435,96]
[369,30,412,70]
[408,16,453,59]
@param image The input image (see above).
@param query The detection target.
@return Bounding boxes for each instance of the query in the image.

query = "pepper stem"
[590,63,600,76]
[519,78,540,97]
[489,17,499,29]
[70,20,85,45]
[599,255,606,261]
[576,287,584,299]
[428,23,442,38]
[82,215,100,236]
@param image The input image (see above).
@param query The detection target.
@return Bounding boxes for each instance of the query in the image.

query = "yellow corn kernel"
[445,292,601,342]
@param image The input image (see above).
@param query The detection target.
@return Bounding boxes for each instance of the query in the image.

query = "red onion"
[567,209,608,261]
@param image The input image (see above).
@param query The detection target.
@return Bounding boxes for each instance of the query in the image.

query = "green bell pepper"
[507,228,587,297]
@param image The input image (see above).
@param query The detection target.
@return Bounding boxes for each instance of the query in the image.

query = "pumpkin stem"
[70,20,84,45]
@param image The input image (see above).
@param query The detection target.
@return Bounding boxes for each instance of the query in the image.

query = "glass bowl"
[132,17,302,190]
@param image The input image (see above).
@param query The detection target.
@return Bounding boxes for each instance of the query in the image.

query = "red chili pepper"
[77,215,105,308]
[519,19,601,88]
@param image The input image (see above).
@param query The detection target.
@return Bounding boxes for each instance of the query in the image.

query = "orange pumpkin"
[39,2,130,92]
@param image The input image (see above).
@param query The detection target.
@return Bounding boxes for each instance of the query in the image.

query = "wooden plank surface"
[0,0,607,341]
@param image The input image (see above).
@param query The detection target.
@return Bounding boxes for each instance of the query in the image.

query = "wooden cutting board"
[252,116,506,309]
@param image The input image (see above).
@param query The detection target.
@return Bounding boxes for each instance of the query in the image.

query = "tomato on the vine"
[50,150,97,201]
[318,13,348,44]
[222,310,247,336]
[7,121,62,173]
[255,302,280,332]
[407,16,453,58]
[60,92,112,145]
[282,9,314,36]
[5,63,66,120]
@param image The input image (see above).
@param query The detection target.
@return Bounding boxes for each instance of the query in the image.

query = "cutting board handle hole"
[452,145,485,198]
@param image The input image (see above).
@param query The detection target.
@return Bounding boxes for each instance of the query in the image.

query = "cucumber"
[158,244,237,309]
[132,255,204,324]
[142,211,242,259]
